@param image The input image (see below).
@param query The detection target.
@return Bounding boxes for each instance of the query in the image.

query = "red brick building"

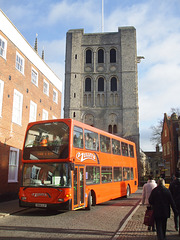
[0,10,62,200]
[161,113,180,182]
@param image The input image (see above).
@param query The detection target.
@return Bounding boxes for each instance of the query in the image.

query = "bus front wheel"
[126,185,130,198]
[86,192,92,210]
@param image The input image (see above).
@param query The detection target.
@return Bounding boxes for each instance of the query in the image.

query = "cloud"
[38,0,102,31]
[38,38,66,61]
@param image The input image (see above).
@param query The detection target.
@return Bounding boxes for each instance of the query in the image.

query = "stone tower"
[64,27,139,152]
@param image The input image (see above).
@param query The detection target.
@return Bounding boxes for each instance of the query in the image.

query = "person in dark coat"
[169,170,180,235]
[149,178,178,240]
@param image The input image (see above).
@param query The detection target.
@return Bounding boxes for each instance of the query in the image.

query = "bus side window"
[112,139,121,155]
[101,167,112,183]
[123,167,130,181]
[129,145,134,158]
[114,167,122,182]
[73,126,83,148]
[86,166,100,184]
[100,135,111,153]
[84,129,99,151]
[131,167,134,180]
[121,142,128,156]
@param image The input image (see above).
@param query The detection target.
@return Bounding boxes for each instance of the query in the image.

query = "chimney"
[156,144,159,153]
[34,33,38,52]
[42,47,44,60]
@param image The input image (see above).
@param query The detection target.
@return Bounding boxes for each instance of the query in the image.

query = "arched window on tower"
[113,125,117,134]
[85,78,91,92]
[86,49,92,64]
[111,77,117,91]
[110,48,116,63]
[108,125,112,133]
[98,77,104,91]
[98,49,104,63]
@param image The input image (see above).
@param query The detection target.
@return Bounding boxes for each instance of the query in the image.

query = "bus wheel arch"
[126,184,131,198]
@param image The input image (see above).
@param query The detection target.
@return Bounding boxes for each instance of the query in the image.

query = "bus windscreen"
[23,122,69,160]
[22,162,71,187]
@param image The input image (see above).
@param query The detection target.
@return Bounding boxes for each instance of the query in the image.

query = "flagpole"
[101,0,104,32]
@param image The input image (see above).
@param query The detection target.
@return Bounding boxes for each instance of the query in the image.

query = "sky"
[1,0,180,151]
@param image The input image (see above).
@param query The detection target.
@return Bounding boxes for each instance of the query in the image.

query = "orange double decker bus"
[19,119,138,210]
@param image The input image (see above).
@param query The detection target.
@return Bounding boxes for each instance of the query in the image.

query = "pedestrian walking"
[169,170,180,235]
[149,178,178,240]
[142,175,157,205]
[142,175,157,231]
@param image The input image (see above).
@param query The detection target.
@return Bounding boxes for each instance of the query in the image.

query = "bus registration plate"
[35,203,47,208]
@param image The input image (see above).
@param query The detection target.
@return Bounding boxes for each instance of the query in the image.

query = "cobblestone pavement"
[114,201,180,240]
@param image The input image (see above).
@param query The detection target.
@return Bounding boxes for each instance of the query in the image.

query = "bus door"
[73,165,85,210]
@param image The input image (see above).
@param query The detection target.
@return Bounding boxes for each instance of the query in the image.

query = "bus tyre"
[86,192,92,210]
[126,185,130,198]
[68,199,72,210]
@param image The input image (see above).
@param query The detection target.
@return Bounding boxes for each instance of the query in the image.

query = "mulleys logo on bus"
[76,152,96,162]
[31,193,50,198]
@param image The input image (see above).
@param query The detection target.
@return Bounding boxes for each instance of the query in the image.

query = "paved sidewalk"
[0,199,25,218]
[114,190,180,240]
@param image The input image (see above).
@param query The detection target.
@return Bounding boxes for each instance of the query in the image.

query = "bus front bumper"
[19,199,72,210]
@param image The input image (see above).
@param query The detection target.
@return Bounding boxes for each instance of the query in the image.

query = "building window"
[108,125,112,133]
[0,35,7,59]
[108,124,117,134]
[31,68,38,86]
[110,48,116,63]
[98,77,104,91]
[53,89,58,103]
[16,52,24,74]
[86,49,92,64]
[8,147,19,182]
[43,79,49,96]
[0,79,4,117]
[163,144,166,156]
[85,78,91,92]
[98,49,104,63]
[167,142,170,155]
[42,109,48,120]
[29,100,37,122]
[111,77,117,91]
[113,125,117,133]
[12,89,23,125]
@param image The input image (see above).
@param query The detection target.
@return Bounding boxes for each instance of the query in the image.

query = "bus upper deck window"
[129,145,134,158]
[73,126,83,148]
[100,135,111,153]
[84,129,99,151]
[121,142,128,156]
[112,139,121,155]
